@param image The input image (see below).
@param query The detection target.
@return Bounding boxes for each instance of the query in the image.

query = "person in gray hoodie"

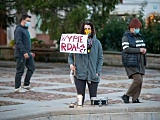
[68,21,103,105]
[14,14,35,92]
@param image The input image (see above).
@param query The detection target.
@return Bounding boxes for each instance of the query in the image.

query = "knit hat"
[128,18,142,28]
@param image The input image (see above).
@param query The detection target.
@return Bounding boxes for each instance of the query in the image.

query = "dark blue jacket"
[14,24,31,58]
[121,31,146,79]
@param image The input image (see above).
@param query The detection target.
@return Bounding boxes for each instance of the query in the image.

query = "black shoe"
[121,94,129,103]
[132,99,141,103]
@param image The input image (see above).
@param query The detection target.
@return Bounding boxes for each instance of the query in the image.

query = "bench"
[31,44,57,62]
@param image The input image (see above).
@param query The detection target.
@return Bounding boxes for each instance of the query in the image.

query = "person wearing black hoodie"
[14,14,35,92]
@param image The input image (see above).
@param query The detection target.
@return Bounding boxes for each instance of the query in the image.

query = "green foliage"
[31,38,44,44]
[99,14,160,53]
[99,16,131,51]
[138,1,160,54]
[64,3,88,33]
[98,1,159,54]
[2,0,159,54]
[87,0,119,38]
[8,38,44,49]
[8,39,15,48]
[141,20,160,54]
[2,0,119,40]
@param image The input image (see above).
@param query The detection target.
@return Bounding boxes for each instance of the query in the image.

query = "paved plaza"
[0,61,160,120]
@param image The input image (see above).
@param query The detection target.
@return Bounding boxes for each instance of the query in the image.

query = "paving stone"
[0,61,160,120]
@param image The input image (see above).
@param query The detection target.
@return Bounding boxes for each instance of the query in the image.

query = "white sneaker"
[23,85,35,91]
[15,87,26,93]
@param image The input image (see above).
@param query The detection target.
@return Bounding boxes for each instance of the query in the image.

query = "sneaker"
[15,87,26,93]
[23,85,34,91]
[132,99,141,103]
[121,94,130,103]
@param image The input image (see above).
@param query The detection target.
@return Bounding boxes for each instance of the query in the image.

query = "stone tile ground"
[0,61,160,119]
[0,63,160,104]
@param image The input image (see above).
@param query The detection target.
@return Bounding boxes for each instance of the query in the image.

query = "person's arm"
[15,28,27,54]
[68,53,76,71]
[96,41,103,75]
[122,35,141,53]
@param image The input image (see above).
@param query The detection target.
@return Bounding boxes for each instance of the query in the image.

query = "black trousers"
[15,56,35,89]
[74,77,98,104]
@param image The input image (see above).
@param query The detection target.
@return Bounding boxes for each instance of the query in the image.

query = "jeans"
[15,56,35,89]
[74,77,98,105]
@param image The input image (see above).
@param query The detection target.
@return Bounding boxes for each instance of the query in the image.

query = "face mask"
[134,28,140,34]
[84,29,91,35]
[25,22,31,27]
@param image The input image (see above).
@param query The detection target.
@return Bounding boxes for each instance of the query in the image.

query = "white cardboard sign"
[60,34,88,54]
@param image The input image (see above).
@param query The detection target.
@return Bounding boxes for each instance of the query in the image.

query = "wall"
[111,0,160,19]
[0,46,159,69]
[103,51,160,69]
[29,112,160,120]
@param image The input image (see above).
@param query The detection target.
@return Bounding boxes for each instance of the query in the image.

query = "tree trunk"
[15,3,27,24]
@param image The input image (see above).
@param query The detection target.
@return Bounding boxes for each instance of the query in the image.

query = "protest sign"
[60,34,88,54]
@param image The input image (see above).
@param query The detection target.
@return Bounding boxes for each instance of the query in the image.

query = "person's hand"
[140,48,147,54]
[31,52,35,58]
[70,64,76,71]
[24,53,29,59]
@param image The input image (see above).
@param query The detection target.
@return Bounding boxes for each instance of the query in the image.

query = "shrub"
[8,39,15,49]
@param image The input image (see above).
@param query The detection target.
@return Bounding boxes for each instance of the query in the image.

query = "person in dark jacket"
[121,18,147,103]
[68,21,103,105]
[14,14,35,92]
